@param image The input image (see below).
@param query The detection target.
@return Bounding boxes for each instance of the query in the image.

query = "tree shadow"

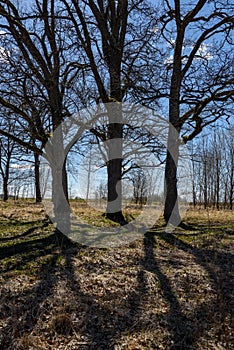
[0,225,232,349]
[0,221,49,243]
[0,255,60,348]
[141,234,196,349]
[149,229,233,300]
[0,229,79,349]
[143,228,233,348]
[61,247,144,349]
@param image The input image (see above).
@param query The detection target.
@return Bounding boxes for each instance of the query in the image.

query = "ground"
[0,200,233,349]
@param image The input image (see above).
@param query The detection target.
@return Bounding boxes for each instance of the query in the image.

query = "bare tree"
[0,119,16,201]
[226,130,234,209]
[0,0,88,229]
[190,126,234,210]
[60,0,159,223]
[0,0,233,230]
[154,0,234,224]
[129,168,148,207]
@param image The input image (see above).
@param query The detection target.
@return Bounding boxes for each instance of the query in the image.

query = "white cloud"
[196,43,213,60]
[168,38,176,46]
[0,46,10,62]
[11,163,33,170]
[164,41,213,67]
[164,54,188,66]
[164,55,173,65]
[150,26,160,34]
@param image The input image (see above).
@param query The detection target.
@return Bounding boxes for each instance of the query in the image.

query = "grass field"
[0,200,233,349]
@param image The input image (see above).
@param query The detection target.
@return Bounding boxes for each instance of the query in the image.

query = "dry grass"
[70,201,146,227]
[0,200,233,349]
[184,206,234,225]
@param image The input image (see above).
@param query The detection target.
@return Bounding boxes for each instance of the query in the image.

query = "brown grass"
[184,206,234,225]
[0,200,233,349]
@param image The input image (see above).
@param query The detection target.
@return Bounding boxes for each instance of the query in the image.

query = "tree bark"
[3,176,8,201]
[2,157,10,202]
[47,120,70,234]
[107,157,123,222]
[34,152,42,203]
[163,21,184,225]
[51,160,70,234]
[106,108,125,223]
[203,159,208,209]
[230,164,233,210]
[106,65,125,223]
[164,131,181,225]
[164,135,182,226]
[216,157,220,210]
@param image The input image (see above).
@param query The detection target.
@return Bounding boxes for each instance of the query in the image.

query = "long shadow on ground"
[141,233,196,349]
[142,229,233,349]
[0,228,78,349]
[0,224,233,349]
[0,221,49,243]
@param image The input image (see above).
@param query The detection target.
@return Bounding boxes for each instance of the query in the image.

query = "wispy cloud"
[11,163,33,170]
[195,43,213,60]
[0,46,10,62]
[164,40,213,67]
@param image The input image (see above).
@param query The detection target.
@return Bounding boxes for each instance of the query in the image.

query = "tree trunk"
[216,172,220,210]
[106,123,125,223]
[164,133,181,225]
[163,85,182,225]
[191,149,197,208]
[204,160,208,209]
[163,21,184,225]
[47,124,70,234]
[34,152,42,203]
[51,165,70,234]
[107,157,123,222]
[193,183,197,209]
[48,76,70,232]
[3,176,8,201]
[106,76,125,223]
[85,149,92,202]
[230,164,233,210]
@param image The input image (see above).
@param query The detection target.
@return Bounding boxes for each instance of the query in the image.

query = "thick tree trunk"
[106,75,125,223]
[3,176,8,201]
[107,156,123,222]
[46,76,70,232]
[163,21,184,225]
[106,123,125,223]
[164,127,181,225]
[51,165,70,234]
[163,80,182,225]
[34,152,42,203]
[47,122,70,234]
[164,138,182,225]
